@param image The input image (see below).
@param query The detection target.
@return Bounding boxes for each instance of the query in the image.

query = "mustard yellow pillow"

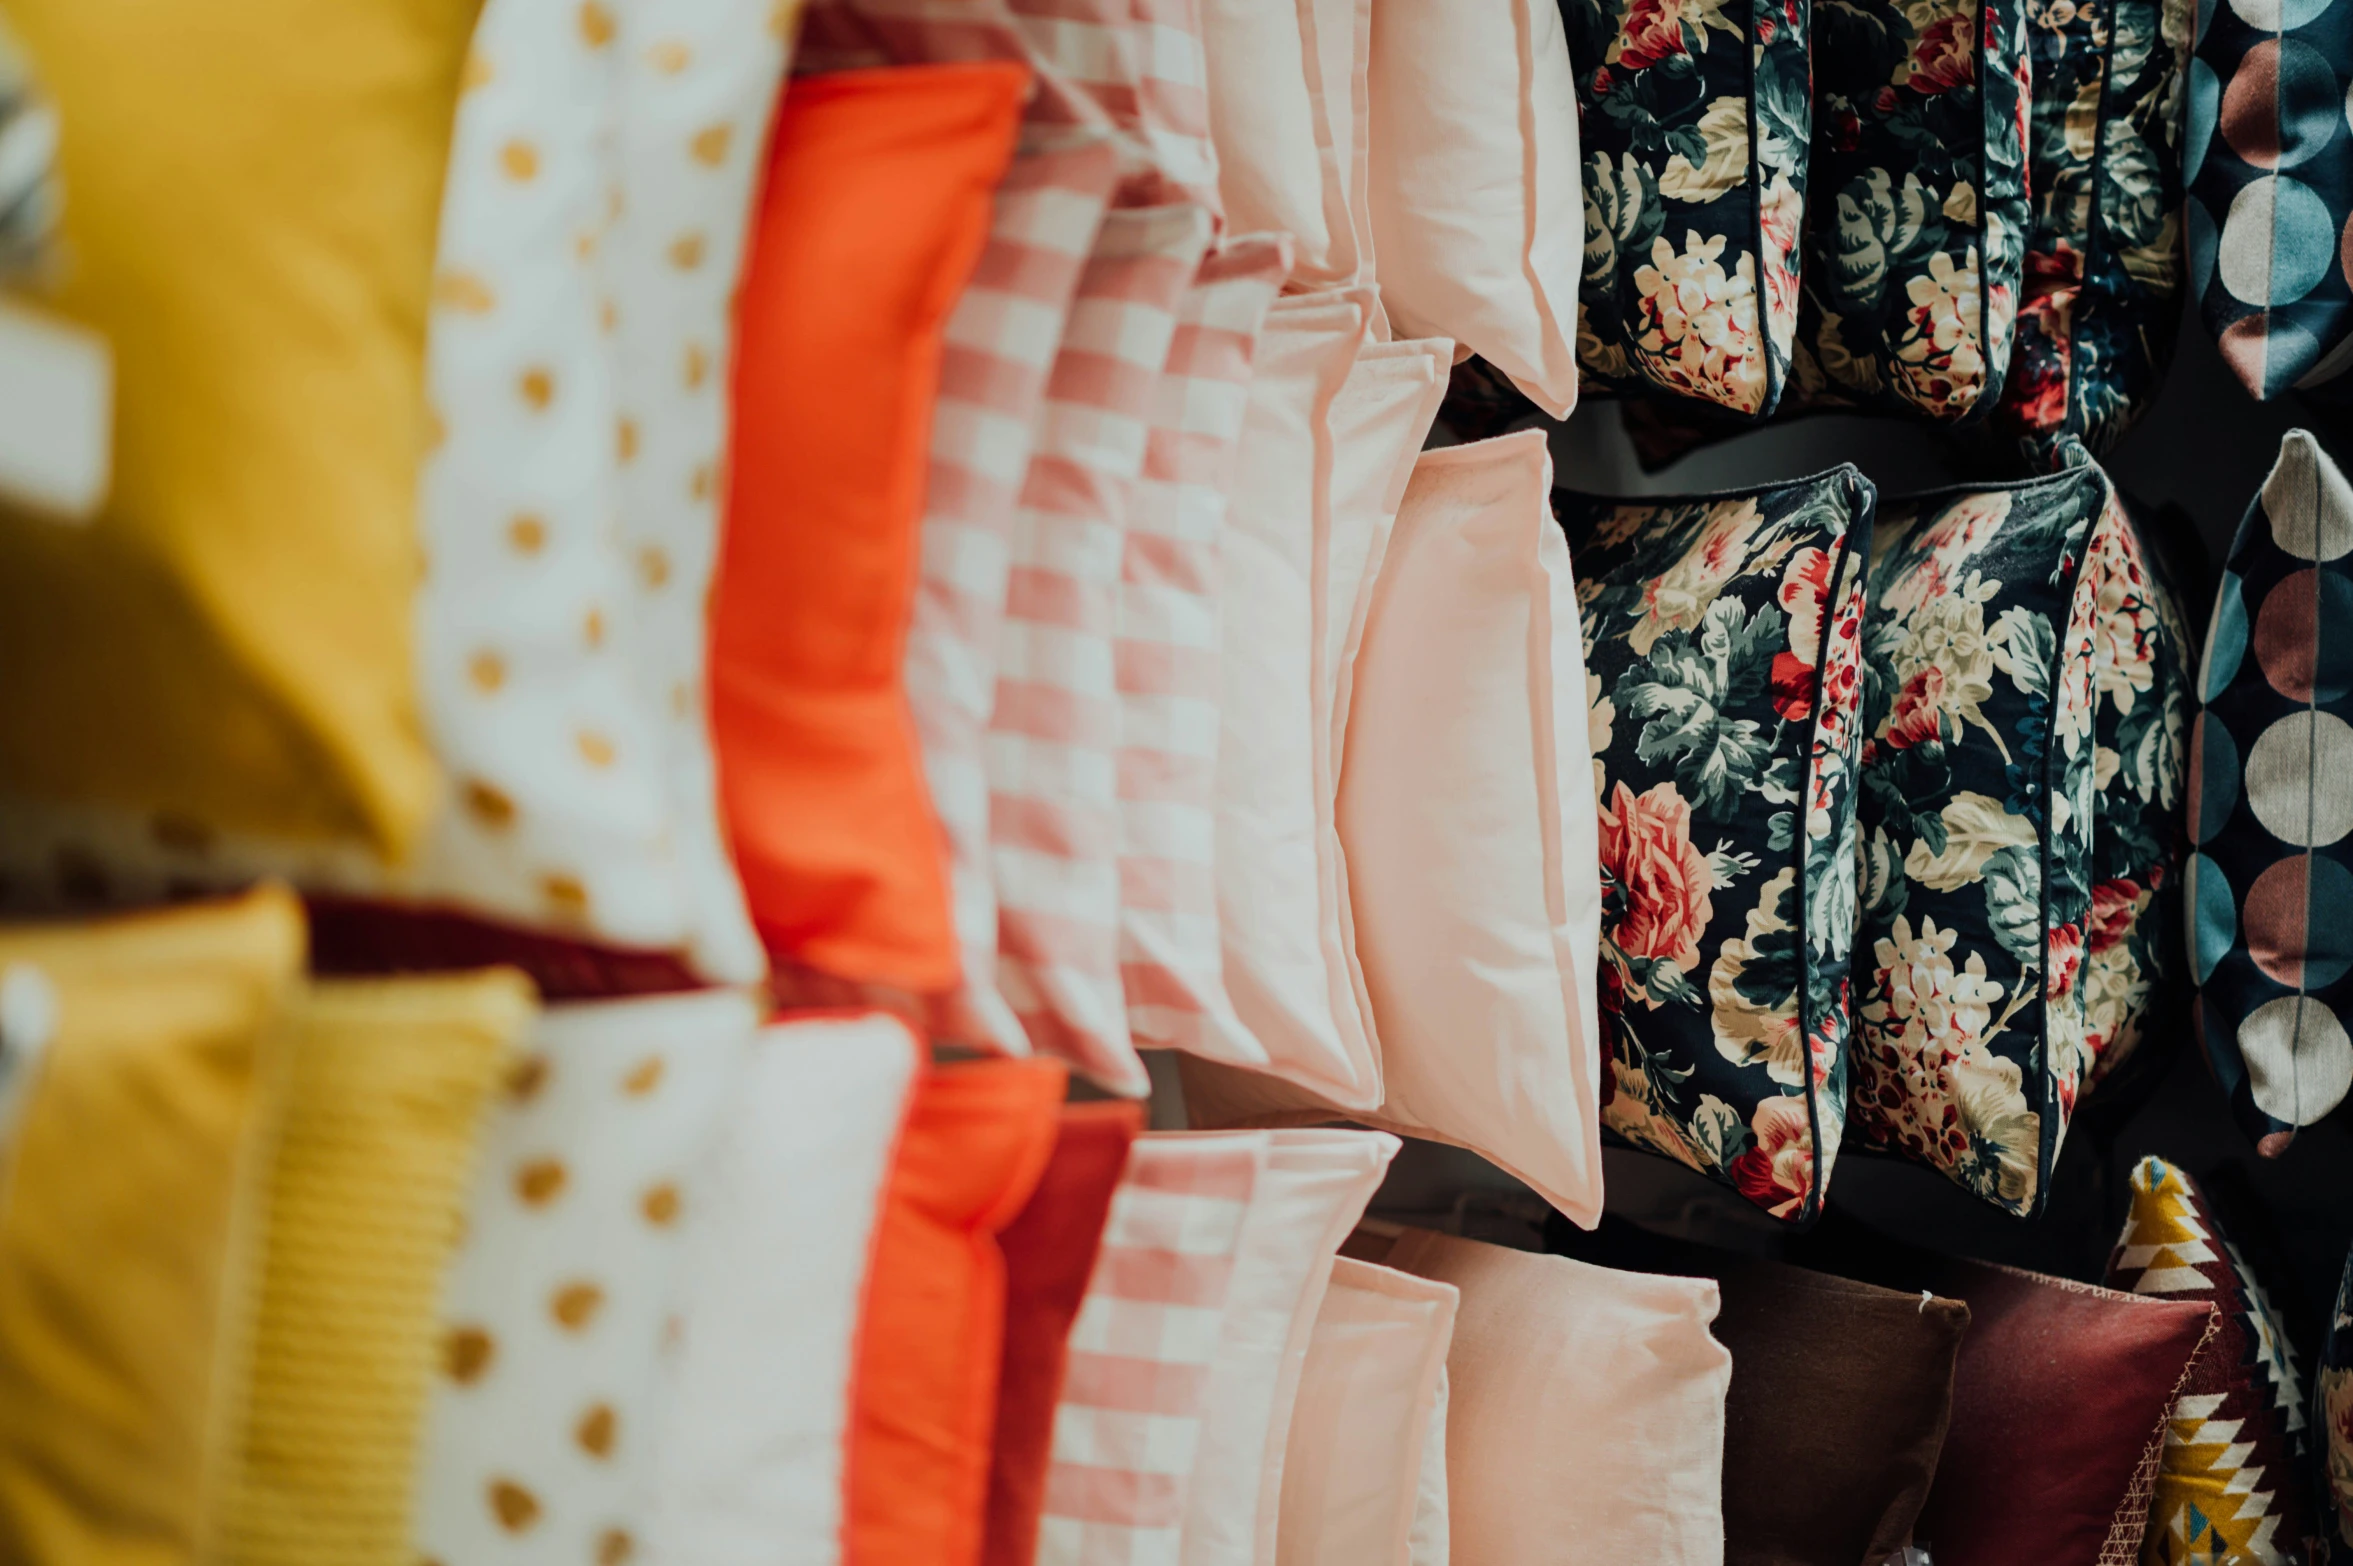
[217,968,530,1566]
[0,0,480,852]
[0,885,305,1566]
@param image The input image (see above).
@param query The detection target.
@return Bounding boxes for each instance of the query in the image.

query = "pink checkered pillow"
[1116,235,1287,1060]
[990,203,1212,1094]
[1038,1132,1266,1566]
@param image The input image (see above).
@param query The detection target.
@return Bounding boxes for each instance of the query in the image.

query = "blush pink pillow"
[1367,0,1582,416]
[1295,0,1374,290]
[1277,1257,1459,1566]
[1375,1226,1729,1566]
[1200,0,1329,275]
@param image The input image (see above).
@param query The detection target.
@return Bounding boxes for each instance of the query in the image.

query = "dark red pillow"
[983,1101,1142,1566]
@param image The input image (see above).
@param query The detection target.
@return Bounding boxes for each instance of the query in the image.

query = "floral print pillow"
[1853,448,2179,1217]
[1563,0,1811,419]
[1989,0,2191,459]
[1557,467,1874,1222]
[1795,0,2030,422]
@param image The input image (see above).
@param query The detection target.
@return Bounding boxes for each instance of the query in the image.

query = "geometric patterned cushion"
[2189,430,2353,1155]
[2104,1157,2314,1566]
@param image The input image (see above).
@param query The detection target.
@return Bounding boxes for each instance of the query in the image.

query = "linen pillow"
[0,0,466,852]
[1120,237,1291,1058]
[1209,290,1377,1100]
[990,202,1215,1094]
[1200,0,1331,273]
[1852,458,2112,1216]
[1297,0,1375,291]
[712,61,1025,995]
[1545,1217,1970,1566]
[844,1057,1067,1566]
[1036,1132,1269,1566]
[1798,0,2029,422]
[1557,467,1874,1222]
[0,887,304,1566]
[1994,0,2189,453]
[1276,1257,1459,1566]
[986,1102,1145,1566]
[2104,1157,2315,1565]
[608,0,788,987]
[2189,431,2353,1155]
[1183,1129,1400,1566]
[1366,1226,1731,1566]
[645,1011,919,1564]
[412,988,758,1566]
[1562,0,1810,416]
[1366,0,1583,417]
[2319,1245,2353,1551]
[218,970,535,1566]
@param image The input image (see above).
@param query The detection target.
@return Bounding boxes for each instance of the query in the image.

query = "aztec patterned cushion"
[2185,0,2353,400]
[1561,0,1812,418]
[2320,1242,2353,1552]
[1853,451,2130,1217]
[2190,430,2353,1155]
[1996,0,2191,452]
[2104,1157,2314,1566]
[1797,0,2030,422]
[1556,466,1874,1222]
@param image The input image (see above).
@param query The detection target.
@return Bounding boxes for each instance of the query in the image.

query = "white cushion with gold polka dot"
[413,986,760,1566]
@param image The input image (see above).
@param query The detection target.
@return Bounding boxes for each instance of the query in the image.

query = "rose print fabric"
[1992,0,2191,457]
[1555,466,1875,1223]
[1798,0,2029,421]
[1563,0,1812,418]
[1853,450,2135,1217]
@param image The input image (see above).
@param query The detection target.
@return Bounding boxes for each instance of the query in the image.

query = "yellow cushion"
[0,885,306,1566]
[218,969,531,1566]
[0,0,481,852]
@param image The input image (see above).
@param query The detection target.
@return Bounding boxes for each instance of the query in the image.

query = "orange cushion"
[712,62,1027,993]
[845,1056,1066,1566]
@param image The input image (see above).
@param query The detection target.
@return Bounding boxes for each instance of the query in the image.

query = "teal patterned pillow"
[1796,0,2030,422]
[1853,446,2181,1216]
[1557,467,1874,1222]
[1563,0,1811,419]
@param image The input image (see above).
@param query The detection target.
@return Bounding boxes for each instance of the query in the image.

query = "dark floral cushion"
[1557,467,1875,1222]
[1563,0,1811,418]
[1854,445,2183,1216]
[2189,431,2353,1156]
[1795,0,2030,421]
[1992,0,2191,458]
[2320,1244,2353,1551]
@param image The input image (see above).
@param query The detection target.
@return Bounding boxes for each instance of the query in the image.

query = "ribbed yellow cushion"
[217,969,531,1566]
[0,0,480,851]
[0,885,305,1566]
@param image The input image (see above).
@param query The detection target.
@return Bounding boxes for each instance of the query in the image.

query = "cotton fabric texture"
[1853,455,2138,1216]
[412,989,759,1566]
[1367,1226,1731,1566]
[2104,1158,2315,1566]
[1200,0,1329,273]
[1557,467,1875,1222]
[1799,0,2028,423]
[1365,0,1583,417]
[1276,1258,1460,1566]
[2189,431,2353,1155]
[220,970,535,1566]
[0,888,304,1566]
[846,1057,1066,1566]
[987,1103,1145,1566]
[646,1012,919,1564]
[713,61,1026,994]
[0,0,470,852]
[1563,0,1811,416]
[1995,0,2190,455]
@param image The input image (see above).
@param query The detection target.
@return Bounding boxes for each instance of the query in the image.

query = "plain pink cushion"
[1200,0,1329,274]
[1294,0,1373,289]
[1277,1258,1459,1566]
[1378,1227,1729,1566]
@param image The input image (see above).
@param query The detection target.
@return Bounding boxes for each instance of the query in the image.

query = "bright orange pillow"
[712,62,1028,994]
[844,1056,1066,1566]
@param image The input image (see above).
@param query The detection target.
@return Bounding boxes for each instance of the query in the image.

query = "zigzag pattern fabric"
[2103,1157,2313,1566]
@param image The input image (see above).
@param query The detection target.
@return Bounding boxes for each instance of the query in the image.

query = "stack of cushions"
[1555,466,1875,1223]
[2191,431,2353,1156]
[2103,1158,2316,1564]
